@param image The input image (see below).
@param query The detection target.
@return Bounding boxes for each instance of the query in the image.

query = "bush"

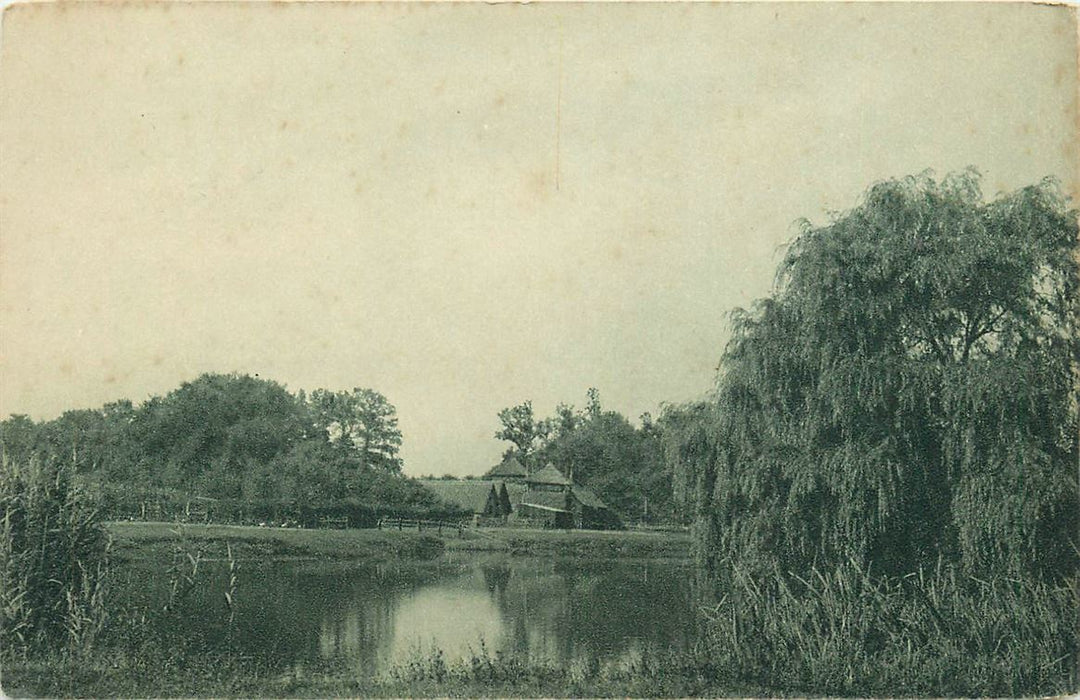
[1,456,110,656]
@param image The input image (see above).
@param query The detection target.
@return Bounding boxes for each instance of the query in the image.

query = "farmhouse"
[418,478,527,521]
[419,479,505,518]
[517,464,622,530]
[419,462,621,529]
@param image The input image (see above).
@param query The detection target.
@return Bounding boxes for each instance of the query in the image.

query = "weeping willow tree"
[675,170,1078,583]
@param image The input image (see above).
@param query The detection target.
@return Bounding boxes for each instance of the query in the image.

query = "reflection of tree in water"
[198,561,459,671]
[480,558,696,667]
[231,563,402,669]
[123,556,697,675]
[481,563,512,596]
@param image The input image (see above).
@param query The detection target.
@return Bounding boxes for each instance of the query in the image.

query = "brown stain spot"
[426,184,437,200]
[1053,62,1069,87]
[493,93,506,109]
[526,170,550,200]
[354,183,364,195]
[633,226,665,243]
[280,120,289,131]
[176,54,185,67]
[151,355,164,367]
[104,373,117,385]
[609,244,624,261]
[59,362,73,376]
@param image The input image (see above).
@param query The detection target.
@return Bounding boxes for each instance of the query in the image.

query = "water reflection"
[120,555,695,676]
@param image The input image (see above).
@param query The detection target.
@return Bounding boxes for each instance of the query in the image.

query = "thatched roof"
[525,464,571,486]
[571,486,608,510]
[520,490,571,513]
[486,456,527,479]
[418,480,497,514]
[501,481,528,503]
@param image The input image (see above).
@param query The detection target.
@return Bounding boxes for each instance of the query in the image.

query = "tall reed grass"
[0,455,110,657]
[699,558,1078,697]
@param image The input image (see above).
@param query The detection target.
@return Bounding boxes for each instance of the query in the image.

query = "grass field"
[106,521,447,561]
[105,521,692,562]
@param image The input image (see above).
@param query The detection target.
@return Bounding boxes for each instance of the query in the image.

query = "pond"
[119,554,698,676]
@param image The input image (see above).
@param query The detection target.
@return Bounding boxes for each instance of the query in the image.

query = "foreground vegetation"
[3,644,750,698]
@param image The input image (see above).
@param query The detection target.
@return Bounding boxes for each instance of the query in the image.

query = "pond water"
[121,554,698,676]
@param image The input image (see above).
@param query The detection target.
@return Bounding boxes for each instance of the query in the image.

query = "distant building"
[418,478,526,520]
[517,463,622,530]
[419,479,504,518]
[419,461,622,529]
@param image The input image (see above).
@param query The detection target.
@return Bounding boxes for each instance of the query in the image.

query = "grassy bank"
[106,521,445,562]
[105,521,692,562]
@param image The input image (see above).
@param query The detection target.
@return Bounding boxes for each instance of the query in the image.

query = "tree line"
[0,374,442,514]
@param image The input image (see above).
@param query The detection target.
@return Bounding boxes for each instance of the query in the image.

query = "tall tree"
[672,170,1078,581]
[494,401,544,467]
[309,388,403,472]
[0,415,40,469]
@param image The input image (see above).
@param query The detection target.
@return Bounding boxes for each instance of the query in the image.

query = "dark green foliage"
[700,559,1077,697]
[0,373,442,524]
[672,171,1078,581]
[496,390,675,523]
[0,455,109,656]
[536,405,670,522]
[310,387,404,472]
[134,373,311,497]
[494,401,544,464]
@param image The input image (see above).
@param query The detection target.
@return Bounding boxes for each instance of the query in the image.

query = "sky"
[1,2,1076,477]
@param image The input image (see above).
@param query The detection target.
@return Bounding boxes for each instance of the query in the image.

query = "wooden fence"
[377,517,464,536]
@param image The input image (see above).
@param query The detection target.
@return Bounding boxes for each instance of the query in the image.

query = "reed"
[0,455,109,657]
[699,559,1078,697]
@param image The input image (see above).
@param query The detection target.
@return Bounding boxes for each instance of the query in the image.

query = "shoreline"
[105,520,693,563]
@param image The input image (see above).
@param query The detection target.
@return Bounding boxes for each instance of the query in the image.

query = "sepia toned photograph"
[0,1,1077,697]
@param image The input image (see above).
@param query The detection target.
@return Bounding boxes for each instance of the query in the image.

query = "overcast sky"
[1,2,1076,476]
